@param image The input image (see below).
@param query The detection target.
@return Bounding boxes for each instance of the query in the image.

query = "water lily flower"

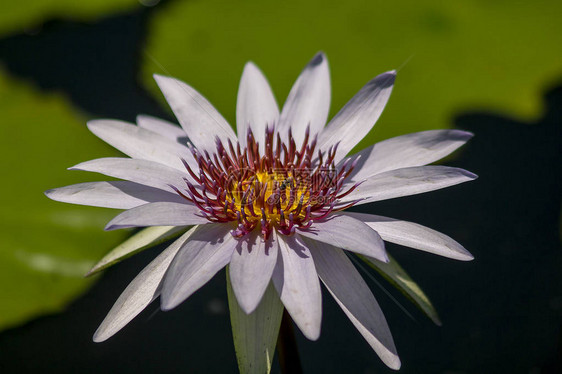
[46,52,476,371]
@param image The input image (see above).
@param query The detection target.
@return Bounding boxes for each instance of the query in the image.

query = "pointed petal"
[341,166,477,206]
[343,212,474,261]
[45,181,184,209]
[272,235,322,340]
[277,52,330,145]
[359,253,441,325]
[105,202,208,230]
[70,157,194,192]
[87,119,195,171]
[297,214,388,262]
[346,130,474,181]
[227,274,283,374]
[153,74,236,153]
[319,71,395,162]
[229,231,279,314]
[136,114,187,143]
[236,62,279,149]
[161,223,236,310]
[307,241,401,370]
[86,226,188,276]
[93,228,196,342]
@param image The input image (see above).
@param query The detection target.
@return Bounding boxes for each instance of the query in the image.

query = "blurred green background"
[0,0,560,373]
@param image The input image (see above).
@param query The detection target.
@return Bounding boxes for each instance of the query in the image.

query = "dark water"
[0,3,560,373]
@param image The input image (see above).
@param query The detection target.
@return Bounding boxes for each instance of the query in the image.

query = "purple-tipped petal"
[340,165,477,206]
[161,223,236,310]
[307,240,401,370]
[87,119,195,171]
[229,231,279,314]
[319,70,395,162]
[344,212,474,261]
[236,62,279,149]
[105,202,208,230]
[346,129,474,181]
[153,74,236,153]
[272,234,322,340]
[93,228,196,342]
[297,214,388,262]
[70,157,194,192]
[277,52,331,146]
[45,181,184,209]
[136,114,187,143]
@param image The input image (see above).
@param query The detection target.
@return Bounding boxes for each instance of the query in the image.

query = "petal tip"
[44,188,64,202]
[104,223,119,231]
[153,74,174,88]
[243,60,258,71]
[85,120,100,131]
[84,270,95,278]
[302,326,321,341]
[239,299,258,315]
[456,129,475,139]
[84,264,101,277]
[465,170,478,180]
[459,251,475,261]
[160,295,180,312]
[370,70,396,89]
[386,356,401,370]
[381,70,397,80]
[92,329,108,343]
[380,252,391,263]
[310,51,326,66]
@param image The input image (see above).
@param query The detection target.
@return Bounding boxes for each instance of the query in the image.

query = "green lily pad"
[0,0,141,36]
[0,70,125,330]
[141,0,562,149]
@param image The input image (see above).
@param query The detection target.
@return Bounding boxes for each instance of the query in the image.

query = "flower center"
[170,127,361,239]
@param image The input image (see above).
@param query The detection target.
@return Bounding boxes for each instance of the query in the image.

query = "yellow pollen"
[226,170,310,227]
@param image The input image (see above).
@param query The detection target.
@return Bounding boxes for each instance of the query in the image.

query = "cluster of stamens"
[170,126,361,239]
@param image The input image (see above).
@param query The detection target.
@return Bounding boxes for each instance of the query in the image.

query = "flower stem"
[277,309,303,374]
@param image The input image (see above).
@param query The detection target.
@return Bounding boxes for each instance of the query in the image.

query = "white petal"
[70,157,194,192]
[136,114,187,143]
[87,226,188,276]
[161,223,236,310]
[87,119,195,171]
[346,130,474,181]
[297,214,388,262]
[236,62,279,150]
[45,181,184,209]
[105,202,208,230]
[307,240,401,370]
[272,234,322,340]
[277,52,330,146]
[227,275,283,374]
[319,71,395,162]
[153,74,236,153]
[341,165,477,206]
[93,227,196,342]
[229,231,279,314]
[343,212,474,261]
